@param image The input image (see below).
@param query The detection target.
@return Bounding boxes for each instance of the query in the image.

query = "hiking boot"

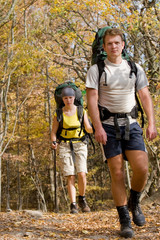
[120,223,134,238]
[128,189,145,226]
[78,196,90,212]
[117,205,134,238]
[70,203,78,214]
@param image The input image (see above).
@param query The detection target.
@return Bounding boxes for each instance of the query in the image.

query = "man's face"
[103,35,124,60]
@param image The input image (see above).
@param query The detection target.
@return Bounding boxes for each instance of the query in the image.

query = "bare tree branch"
[0,0,17,27]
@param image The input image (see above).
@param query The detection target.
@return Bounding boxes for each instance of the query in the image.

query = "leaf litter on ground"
[0,198,159,240]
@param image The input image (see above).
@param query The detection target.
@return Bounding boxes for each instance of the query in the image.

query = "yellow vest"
[55,109,85,139]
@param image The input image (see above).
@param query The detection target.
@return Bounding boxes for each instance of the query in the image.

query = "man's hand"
[86,88,107,145]
[95,126,107,145]
[138,87,157,141]
[146,124,157,141]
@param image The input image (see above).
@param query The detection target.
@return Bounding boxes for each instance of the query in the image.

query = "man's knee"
[126,151,148,173]
[109,164,125,182]
[108,154,125,182]
[112,168,125,182]
[134,164,148,177]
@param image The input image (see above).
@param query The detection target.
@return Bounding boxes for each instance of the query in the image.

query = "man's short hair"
[103,28,124,44]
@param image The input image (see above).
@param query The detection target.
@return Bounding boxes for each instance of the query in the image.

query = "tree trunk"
[45,64,59,211]
[17,161,22,210]
[6,157,11,211]
[16,79,22,210]
[24,0,28,40]
[29,144,47,212]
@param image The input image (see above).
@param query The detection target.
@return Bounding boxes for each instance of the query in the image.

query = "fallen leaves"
[0,203,159,239]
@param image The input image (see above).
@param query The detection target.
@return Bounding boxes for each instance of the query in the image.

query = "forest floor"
[0,192,159,240]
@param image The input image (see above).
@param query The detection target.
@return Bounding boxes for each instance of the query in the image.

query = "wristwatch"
[52,141,56,145]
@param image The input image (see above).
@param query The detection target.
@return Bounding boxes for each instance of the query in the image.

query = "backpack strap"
[127,60,137,78]
[127,60,144,128]
[56,108,63,121]
[77,105,83,124]
[56,108,63,140]
[78,106,96,154]
[97,61,107,86]
[69,140,76,162]
[135,94,144,128]
[77,105,84,137]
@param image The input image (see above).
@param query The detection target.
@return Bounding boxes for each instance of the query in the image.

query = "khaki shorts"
[59,141,88,176]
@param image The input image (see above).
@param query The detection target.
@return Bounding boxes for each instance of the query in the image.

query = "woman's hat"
[62,87,75,97]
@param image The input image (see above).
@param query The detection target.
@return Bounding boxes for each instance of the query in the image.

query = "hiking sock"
[78,195,85,200]
[117,205,134,238]
[128,189,145,226]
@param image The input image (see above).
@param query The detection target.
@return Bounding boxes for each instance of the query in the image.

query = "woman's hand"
[51,141,58,150]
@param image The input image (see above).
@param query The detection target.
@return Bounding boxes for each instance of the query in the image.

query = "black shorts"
[102,122,147,160]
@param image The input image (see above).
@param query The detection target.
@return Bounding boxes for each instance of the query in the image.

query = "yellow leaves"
[82,229,90,234]
[49,232,68,239]
[0,206,160,239]
[87,166,99,178]
[8,40,45,76]
[157,83,160,90]
[48,232,57,237]
[13,221,23,227]
[49,65,66,82]
[49,0,109,21]
[50,0,75,15]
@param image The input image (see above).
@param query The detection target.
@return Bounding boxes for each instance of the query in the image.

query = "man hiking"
[86,28,157,238]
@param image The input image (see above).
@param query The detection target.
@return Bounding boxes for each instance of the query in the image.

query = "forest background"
[0,0,159,213]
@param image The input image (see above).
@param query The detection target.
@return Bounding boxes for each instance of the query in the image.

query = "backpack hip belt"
[59,135,88,143]
[98,105,138,140]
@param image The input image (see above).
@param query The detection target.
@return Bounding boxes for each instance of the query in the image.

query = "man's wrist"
[93,122,103,131]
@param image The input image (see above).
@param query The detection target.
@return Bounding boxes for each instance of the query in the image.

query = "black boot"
[70,202,78,214]
[78,196,90,212]
[128,189,145,226]
[117,205,134,238]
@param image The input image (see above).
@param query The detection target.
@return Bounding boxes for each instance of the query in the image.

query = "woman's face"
[62,96,75,106]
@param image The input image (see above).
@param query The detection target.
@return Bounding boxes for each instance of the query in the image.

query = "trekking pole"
[53,149,58,212]
[100,143,106,162]
[125,161,131,189]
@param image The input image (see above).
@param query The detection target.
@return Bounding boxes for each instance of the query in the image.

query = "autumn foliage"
[0,0,159,213]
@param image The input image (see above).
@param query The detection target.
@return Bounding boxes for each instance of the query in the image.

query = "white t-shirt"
[86,59,149,126]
